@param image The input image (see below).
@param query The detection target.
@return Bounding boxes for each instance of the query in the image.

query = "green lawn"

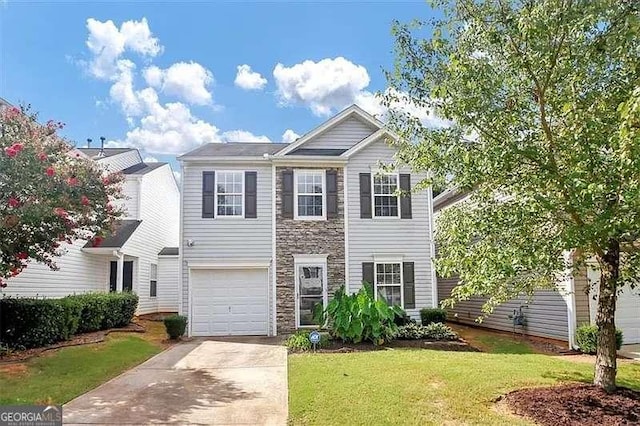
[0,334,162,405]
[289,348,640,425]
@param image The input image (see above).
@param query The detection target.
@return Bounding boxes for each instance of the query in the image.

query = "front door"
[109,261,134,292]
[296,264,327,327]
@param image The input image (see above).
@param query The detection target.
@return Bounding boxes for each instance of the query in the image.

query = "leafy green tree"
[385,0,639,391]
[0,106,123,285]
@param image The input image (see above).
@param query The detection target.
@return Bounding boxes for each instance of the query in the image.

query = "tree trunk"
[594,239,619,392]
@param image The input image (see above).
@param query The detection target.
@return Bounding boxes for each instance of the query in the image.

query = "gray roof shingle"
[122,162,167,175]
[83,220,142,249]
[159,247,179,256]
[77,148,136,158]
[180,143,288,158]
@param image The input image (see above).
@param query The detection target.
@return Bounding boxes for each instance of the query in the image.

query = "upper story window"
[373,173,399,217]
[216,171,244,217]
[295,170,325,219]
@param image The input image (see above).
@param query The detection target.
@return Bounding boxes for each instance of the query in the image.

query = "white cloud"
[85,17,162,80]
[143,155,158,163]
[234,64,267,90]
[273,57,370,116]
[281,129,300,143]
[144,62,214,105]
[108,59,142,120]
[221,130,271,143]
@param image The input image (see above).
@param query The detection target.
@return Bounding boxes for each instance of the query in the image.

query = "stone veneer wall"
[275,167,345,333]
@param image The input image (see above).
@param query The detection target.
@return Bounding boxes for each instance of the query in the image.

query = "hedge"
[575,324,623,355]
[0,292,138,349]
[420,308,448,325]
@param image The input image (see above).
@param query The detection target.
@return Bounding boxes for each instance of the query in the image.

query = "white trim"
[293,169,327,221]
[275,105,383,156]
[373,260,404,308]
[178,163,185,317]
[187,266,193,336]
[340,128,398,158]
[427,184,439,308]
[343,165,350,294]
[271,163,277,336]
[294,257,329,328]
[214,170,245,218]
[372,171,400,219]
[187,260,271,269]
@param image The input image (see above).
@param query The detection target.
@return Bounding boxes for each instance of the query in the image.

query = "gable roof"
[274,104,383,156]
[179,142,288,159]
[77,148,136,158]
[122,162,167,175]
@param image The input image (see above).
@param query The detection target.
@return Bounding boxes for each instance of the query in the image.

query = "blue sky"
[0,1,438,172]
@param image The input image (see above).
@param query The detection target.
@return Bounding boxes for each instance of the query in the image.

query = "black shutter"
[400,174,412,219]
[403,262,415,309]
[326,169,338,219]
[245,171,257,218]
[202,171,215,218]
[359,173,372,218]
[362,262,375,289]
[282,169,294,219]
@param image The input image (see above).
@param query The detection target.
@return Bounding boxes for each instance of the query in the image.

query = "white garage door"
[191,268,269,336]
[617,286,640,344]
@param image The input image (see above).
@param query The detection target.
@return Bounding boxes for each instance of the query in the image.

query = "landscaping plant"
[386,0,639,391]
[314,285,404,345]
[396,322,458,341]
[420,308,447,325]
[0,105,123,287]
[163,314,188,340]
[576,325,623,355]
[285,330,330,351]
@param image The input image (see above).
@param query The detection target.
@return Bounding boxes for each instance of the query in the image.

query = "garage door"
[191,268,269,336]
[617,286,640,344]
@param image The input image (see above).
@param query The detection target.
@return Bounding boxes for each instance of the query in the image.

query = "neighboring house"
[177,105,437,336]
[2,147,180,315]
[433,189,640,347]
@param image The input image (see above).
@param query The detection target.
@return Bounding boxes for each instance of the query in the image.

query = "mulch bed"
[0,322,145,364]
[293,338,479,353]
[503,384,640,426]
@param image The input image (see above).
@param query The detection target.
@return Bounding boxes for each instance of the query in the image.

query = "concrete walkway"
[620,344,640,361]
[63,339,288,425]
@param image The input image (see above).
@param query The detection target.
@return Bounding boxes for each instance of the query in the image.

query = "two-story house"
[3,147,180,315]
[178,105,437,336]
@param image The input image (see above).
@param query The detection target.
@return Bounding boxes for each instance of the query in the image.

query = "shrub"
[164,314,188,339]
[575,324,623,355]
[314,285,403,345]
[0,292,139,349]
[285,330,330,351]
[393,310,415,326]
[396,322,458,341]
[420,308,447,325]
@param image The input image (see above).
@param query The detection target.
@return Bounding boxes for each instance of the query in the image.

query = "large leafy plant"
[315,284,405,345]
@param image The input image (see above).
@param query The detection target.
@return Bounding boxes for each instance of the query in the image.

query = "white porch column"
[115,251,124,292]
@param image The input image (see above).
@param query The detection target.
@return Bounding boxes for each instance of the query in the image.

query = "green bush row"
[396,322,458,340]
[0,292,138,349]
[420,308,447,325]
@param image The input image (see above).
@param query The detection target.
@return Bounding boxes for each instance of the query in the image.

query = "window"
[216,171,243,217]
[295,170,325,219]
[373,173,399,217]
[149,263,157,297]
[375,262,402,306]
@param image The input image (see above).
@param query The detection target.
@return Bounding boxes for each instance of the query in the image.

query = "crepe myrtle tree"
[384,0,639,391]
[0,105,124,286]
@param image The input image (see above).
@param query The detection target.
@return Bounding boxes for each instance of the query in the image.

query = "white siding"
[157,256,179,312]
[97,150,142,173]
[113,178,140,219]
[438,277,570,342]
[122,164,180,314]
[346,138,434,319]
[301,116,377,151]
[181,163,273,315]
[2,239,110,297]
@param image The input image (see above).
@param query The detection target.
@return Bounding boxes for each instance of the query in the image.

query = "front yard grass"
[0,325,164,405]
[289,349,640,425]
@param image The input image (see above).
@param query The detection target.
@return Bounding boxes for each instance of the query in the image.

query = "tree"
[0,106,123,285]
[385,0,639,391]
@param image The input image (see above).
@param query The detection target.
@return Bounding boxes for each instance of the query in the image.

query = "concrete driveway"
[63,339,288,425]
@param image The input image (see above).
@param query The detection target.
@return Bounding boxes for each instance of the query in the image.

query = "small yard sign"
[309,330,321,351]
